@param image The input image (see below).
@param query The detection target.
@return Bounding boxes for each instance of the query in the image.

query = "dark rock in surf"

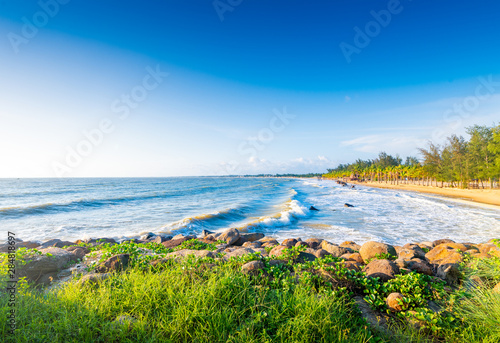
[201,229,214,238]
[140,232,156,240]
[309,206,319,211]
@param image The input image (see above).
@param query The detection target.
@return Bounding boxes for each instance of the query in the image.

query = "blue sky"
[1,0,499,177]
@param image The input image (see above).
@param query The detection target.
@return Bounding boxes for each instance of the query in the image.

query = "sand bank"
[348,181,500,207]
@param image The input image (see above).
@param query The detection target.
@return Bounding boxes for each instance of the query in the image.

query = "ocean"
[1,177,499,245]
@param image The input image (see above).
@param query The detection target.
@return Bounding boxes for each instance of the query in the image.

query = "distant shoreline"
[332,179,500,207]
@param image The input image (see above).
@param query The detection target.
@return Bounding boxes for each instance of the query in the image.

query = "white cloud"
[216,155,334,175]
[341,134,427,156]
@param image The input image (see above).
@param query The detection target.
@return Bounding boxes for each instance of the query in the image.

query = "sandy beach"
[348,180,500,207]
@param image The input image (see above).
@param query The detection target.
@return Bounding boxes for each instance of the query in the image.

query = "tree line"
[323,124,500,189]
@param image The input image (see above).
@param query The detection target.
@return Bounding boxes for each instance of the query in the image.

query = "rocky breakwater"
[2,230,499,289]
[3,229,500,333]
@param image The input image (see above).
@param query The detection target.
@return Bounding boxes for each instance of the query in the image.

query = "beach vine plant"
[1,241,500,342]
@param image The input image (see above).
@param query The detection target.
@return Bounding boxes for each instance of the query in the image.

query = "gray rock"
[354,296,389,335]
[95,254,130,273]
[140,232,156,240]
[241,260,265,275]
[39,239,63,249]
[436,263,460,285]
[151,235,169,244]
[65,246,90,260]
[162,237,191,249]
[407,258,433,276]
[17,247,78,284]
[83,237,117,245]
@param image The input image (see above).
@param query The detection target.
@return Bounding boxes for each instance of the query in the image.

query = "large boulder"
[386,293,405,312]
[314,249,331,259]
[340,241,361,251]
[242,241,262,249]
[478,243,500,258]
[321,241,349,257]
[304,238,323,249]
[295,241,309,248]
[259,237,278,243]
[17,247,78,284]
[398,246,426,261]
[39,239,76,249]
[234,232,265,246]
[140,232,156,240]
[363,259,400,282]
[65,246,90,260]
[295,252,317,263]
[425,244,465,264]
[340,253,364,264]
[95,254,130,273]
[162,237,191,249]
[269,245,289,258]
[268,245,315,263]
[281,238,298,248]
[219,228,240,245]
[151,235,171,244]
[223,248,255,260]
[241,261,265,275]
[432,239,455,247]
[406,258,433,276]
[359,241,397,263]
[436,263,460,285]
[261,241,279,248]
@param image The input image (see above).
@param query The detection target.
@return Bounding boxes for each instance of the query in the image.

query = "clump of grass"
[0,257,381,343]
[2,242,500,343]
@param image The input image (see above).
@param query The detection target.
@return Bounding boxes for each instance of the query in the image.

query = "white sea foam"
[1,177,498,245]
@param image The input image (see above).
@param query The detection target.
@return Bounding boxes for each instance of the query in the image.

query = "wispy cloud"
[340,134,427,155]
[218,156,333,175]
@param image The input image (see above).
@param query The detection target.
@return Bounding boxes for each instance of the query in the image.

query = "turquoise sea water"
[1,177,499,245]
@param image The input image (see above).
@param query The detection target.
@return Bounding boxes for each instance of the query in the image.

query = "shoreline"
[331,179,500,208]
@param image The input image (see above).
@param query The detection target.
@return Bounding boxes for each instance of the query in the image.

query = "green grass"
[1,243,500,342]
[0,256,380,343]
